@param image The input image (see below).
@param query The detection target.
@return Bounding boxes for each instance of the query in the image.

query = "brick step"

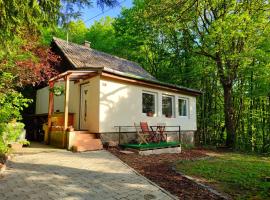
[73,139,103,152]
[73,130,90,134]
[74,138,100,146]
[74,133,98,140]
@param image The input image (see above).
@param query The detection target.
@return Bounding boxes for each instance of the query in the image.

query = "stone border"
[107,150,179,200]
[172,160,230,200]
[138,146,181,155]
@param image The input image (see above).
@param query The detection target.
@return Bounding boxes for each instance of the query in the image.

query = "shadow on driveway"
[0,150,174,200]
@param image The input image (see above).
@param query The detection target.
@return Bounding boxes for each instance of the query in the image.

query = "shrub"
[0,122,25,153]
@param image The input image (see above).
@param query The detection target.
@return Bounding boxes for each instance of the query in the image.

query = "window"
[142,92,156,115]
[162,95,174,117]
[178,98,188,116]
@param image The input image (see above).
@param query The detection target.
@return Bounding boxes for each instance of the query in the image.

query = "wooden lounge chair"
[140,122,158,143]
[134,122,149,144]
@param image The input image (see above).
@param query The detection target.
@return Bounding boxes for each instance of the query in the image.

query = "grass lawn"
[175,152,270,200]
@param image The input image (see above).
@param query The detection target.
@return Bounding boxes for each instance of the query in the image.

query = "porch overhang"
[49,68,103,82]
[46,68,103,147]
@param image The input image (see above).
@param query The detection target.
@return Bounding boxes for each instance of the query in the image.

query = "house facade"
[35,38,201,150]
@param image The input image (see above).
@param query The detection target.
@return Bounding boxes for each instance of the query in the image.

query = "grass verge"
[175,152,270,200]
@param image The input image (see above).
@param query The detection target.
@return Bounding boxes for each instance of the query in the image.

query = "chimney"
[83,40,91,48]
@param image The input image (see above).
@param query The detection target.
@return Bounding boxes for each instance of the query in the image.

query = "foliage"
[0,73,31,153]
[0,0,120,154]
[0,73,31,121]
[86,17,117,53]
[176,153,270,199]
[0,122,25,153]
[45,17,117,53]
[39,1,270,153]
[121,1,268,152]
[49,85,65,96]
[143,0,270,148]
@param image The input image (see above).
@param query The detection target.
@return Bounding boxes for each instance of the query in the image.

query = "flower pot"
[10,143,23,151]
[67,126,74,132]
[147,111,154,117]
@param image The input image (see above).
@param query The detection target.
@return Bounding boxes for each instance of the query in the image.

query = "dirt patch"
[0,154,7,164]
[0,153,8,176]
[109,148,224,200]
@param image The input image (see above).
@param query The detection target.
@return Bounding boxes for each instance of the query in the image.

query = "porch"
[46,69,103,151]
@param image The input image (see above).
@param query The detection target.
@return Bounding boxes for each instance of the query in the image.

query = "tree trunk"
[223,83,236,148]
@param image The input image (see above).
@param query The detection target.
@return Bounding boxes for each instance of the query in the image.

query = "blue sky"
[80,0,133,27]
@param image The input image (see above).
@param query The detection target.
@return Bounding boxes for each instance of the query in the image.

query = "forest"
[0,0,270,153]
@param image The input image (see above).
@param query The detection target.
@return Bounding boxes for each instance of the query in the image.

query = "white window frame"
[178,97,189,117]
[162,94,175,118]
[142,91,158,116]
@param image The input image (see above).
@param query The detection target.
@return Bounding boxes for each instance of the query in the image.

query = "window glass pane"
[142,93,155,114]
[162,95,173,117]
[178,99,187,116]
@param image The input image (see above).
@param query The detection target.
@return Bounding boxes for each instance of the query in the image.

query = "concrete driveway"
[0,144,175,200]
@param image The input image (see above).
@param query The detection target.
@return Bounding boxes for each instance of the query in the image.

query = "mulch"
[109,148,224,200]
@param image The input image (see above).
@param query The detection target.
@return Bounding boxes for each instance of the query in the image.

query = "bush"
[0,121,25,153]
[0,73,31,154]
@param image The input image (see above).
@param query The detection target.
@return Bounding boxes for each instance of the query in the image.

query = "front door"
[80,84,90,130]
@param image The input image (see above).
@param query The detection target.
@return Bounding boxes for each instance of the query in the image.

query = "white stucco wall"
[81,76,100,133]
[35,82,65,114]
[36,75,197,134]
[68,82,80,129]
[99,77,197,133]
[35,78,99,131]
[35,82,79,129]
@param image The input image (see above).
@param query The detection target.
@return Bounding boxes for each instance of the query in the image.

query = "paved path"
[0,144,175,200]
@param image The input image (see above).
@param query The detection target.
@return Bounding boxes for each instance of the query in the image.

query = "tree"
[144,0,270,147]
[0,0,119,153]
[86,17,117,54]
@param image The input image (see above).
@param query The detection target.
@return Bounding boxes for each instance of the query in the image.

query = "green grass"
[121,141,180,150]
[176,153,270,200]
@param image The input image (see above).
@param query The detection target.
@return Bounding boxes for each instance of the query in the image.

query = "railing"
[114,125,181,145]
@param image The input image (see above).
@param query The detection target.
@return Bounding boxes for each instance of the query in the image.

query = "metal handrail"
[114,125,181,145]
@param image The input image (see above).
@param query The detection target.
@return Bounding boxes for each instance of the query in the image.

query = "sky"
[80,0,133,27]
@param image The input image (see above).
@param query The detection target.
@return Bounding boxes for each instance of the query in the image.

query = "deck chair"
[134,122,150,144]
[140,122,158,143]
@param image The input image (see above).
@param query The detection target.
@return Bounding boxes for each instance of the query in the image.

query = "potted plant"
[165,114,172,118]
[147,110,154,117]
[49,85,64,96]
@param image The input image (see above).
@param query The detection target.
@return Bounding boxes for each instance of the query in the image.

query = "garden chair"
[140,122,159,143]
[156,123,167,142]
[134,122,149,144]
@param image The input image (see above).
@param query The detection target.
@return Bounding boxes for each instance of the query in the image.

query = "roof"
[53,37,156,81]
[52,37,202,96]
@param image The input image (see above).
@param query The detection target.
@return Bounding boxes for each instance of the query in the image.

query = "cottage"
[35,37,201,151]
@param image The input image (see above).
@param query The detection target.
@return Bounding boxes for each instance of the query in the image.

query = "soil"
[0,154,7,164]
[109,148,224,200]
[0,154,7,175]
